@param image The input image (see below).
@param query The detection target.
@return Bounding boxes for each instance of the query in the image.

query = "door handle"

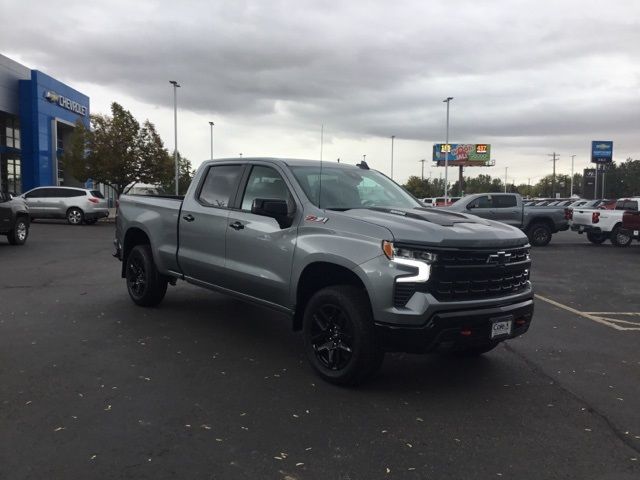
[229,221,244,230]
[183,214,195,222]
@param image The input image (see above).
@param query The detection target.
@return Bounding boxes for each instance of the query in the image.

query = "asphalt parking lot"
[1,223,639,480]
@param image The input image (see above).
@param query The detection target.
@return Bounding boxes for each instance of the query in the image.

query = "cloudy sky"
[2,0,639,185]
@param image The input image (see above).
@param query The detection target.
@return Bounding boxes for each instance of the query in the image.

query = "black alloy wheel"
[527,222,552,247]
[303,285,383,386]
[309,303,355,371]
[125,244,168,306]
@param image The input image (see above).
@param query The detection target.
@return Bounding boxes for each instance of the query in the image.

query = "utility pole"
[504,167,508,193]
[443,97,453,202]
[419,159,426,180]
[169,80,180,195]
[209,121,214,160]
[390,135,395,180]
[363,154,366,163]
[547,152,559,198]
[570,154,575,197]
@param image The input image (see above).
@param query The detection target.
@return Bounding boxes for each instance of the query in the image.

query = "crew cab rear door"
[224,163,299,308]
[177,163,245,287]
[491,194,522,227]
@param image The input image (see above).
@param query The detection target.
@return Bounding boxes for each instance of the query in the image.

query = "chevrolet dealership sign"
[44,90,88,116]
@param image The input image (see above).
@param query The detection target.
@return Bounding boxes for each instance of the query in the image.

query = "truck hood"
[338,207,528,248]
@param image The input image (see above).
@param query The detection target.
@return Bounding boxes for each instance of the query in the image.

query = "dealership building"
[0,53,90,194]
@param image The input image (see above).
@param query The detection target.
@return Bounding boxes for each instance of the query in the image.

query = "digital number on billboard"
[433,144,491,166]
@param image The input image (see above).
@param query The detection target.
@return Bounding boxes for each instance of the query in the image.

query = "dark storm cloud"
[2,0,639,147]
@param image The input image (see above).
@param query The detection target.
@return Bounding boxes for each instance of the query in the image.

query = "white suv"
[22,187,109,225]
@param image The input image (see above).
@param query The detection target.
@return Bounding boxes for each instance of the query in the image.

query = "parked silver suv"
[22,187,109,225]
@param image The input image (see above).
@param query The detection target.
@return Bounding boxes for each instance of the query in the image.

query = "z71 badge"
[305,215,329,223]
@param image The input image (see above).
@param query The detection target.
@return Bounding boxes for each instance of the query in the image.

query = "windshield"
[291,166,420,210]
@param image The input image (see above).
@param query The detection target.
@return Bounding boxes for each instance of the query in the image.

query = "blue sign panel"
[591,141,613,164]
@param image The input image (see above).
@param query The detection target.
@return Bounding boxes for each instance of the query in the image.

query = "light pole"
[570,154,575,197]
[169,80,180,195]
[504,167,508,193]
[363,154,366,163]
[390,135,395,179]
[209,121,214,160]
[419,159,426,180]
[443,97,453,202]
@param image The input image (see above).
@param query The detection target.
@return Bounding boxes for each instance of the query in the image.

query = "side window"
[25,189,43,199]
[198,165,243,208]
[494,195,517,208]
[469,196,491,209]
[241,166,291,211]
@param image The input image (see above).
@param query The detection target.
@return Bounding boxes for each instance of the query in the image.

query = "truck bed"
[116,195,183,274]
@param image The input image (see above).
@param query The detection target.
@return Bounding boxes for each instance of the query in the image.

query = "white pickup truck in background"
[570,198,640,246]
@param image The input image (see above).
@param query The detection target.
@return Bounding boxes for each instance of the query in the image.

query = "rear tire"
[587,231,608,244]
[527,222,552,247]
[610,224,632,247]
[303,285,383,386]
[125,244,168,307]
[67,207,84,225]
[7,217,29,245]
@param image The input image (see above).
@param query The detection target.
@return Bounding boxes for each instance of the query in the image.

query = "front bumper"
[375,298,534,353]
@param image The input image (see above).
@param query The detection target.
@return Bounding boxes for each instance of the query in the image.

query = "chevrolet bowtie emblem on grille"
[487,251,511,265]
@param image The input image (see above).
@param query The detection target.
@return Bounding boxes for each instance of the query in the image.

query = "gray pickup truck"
[0,191,29,245]
[448,193,569,246]
[115,158,534,385]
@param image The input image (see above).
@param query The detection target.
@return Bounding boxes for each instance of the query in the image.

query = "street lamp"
[390,135,395,179]
[419,159,426,180]
[443,97,453,202]
[209,121,214,160]
[169,80,180,195]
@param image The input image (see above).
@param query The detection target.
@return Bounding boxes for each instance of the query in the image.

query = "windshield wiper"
[325,207,352,211]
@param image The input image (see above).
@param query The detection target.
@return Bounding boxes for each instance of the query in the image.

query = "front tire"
[527,222,552,247]
[610,224,632,247]
[125,244,168,307]
[303,285,383,386]
[7,217,29,245]
[67,207,84,225]
[587,231,608,244]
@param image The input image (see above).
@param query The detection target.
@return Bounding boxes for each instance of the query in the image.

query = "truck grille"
[393,246,530,307]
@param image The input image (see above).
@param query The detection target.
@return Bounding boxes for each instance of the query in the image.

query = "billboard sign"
[433,143,491,166]
[591,141,613,164]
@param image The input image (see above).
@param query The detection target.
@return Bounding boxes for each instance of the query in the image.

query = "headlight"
[382,241,436,283]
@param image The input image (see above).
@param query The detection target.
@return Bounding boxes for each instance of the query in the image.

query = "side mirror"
[251,198,294,228]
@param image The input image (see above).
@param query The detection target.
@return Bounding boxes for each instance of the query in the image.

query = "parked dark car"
[0,191,30,245]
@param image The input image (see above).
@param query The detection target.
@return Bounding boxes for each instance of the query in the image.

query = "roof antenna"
[318,124,324,209]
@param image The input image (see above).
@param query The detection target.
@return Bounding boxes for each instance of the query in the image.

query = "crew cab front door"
[177,164,245,288]
[466,195,494,220]
[224,164,298,308]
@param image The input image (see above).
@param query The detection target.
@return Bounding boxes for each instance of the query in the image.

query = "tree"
[161,152,196,194]
[63,102,173,196]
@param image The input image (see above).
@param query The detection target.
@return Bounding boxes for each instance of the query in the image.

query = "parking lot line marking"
[534,294,640,331]
[584,312,640,316]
